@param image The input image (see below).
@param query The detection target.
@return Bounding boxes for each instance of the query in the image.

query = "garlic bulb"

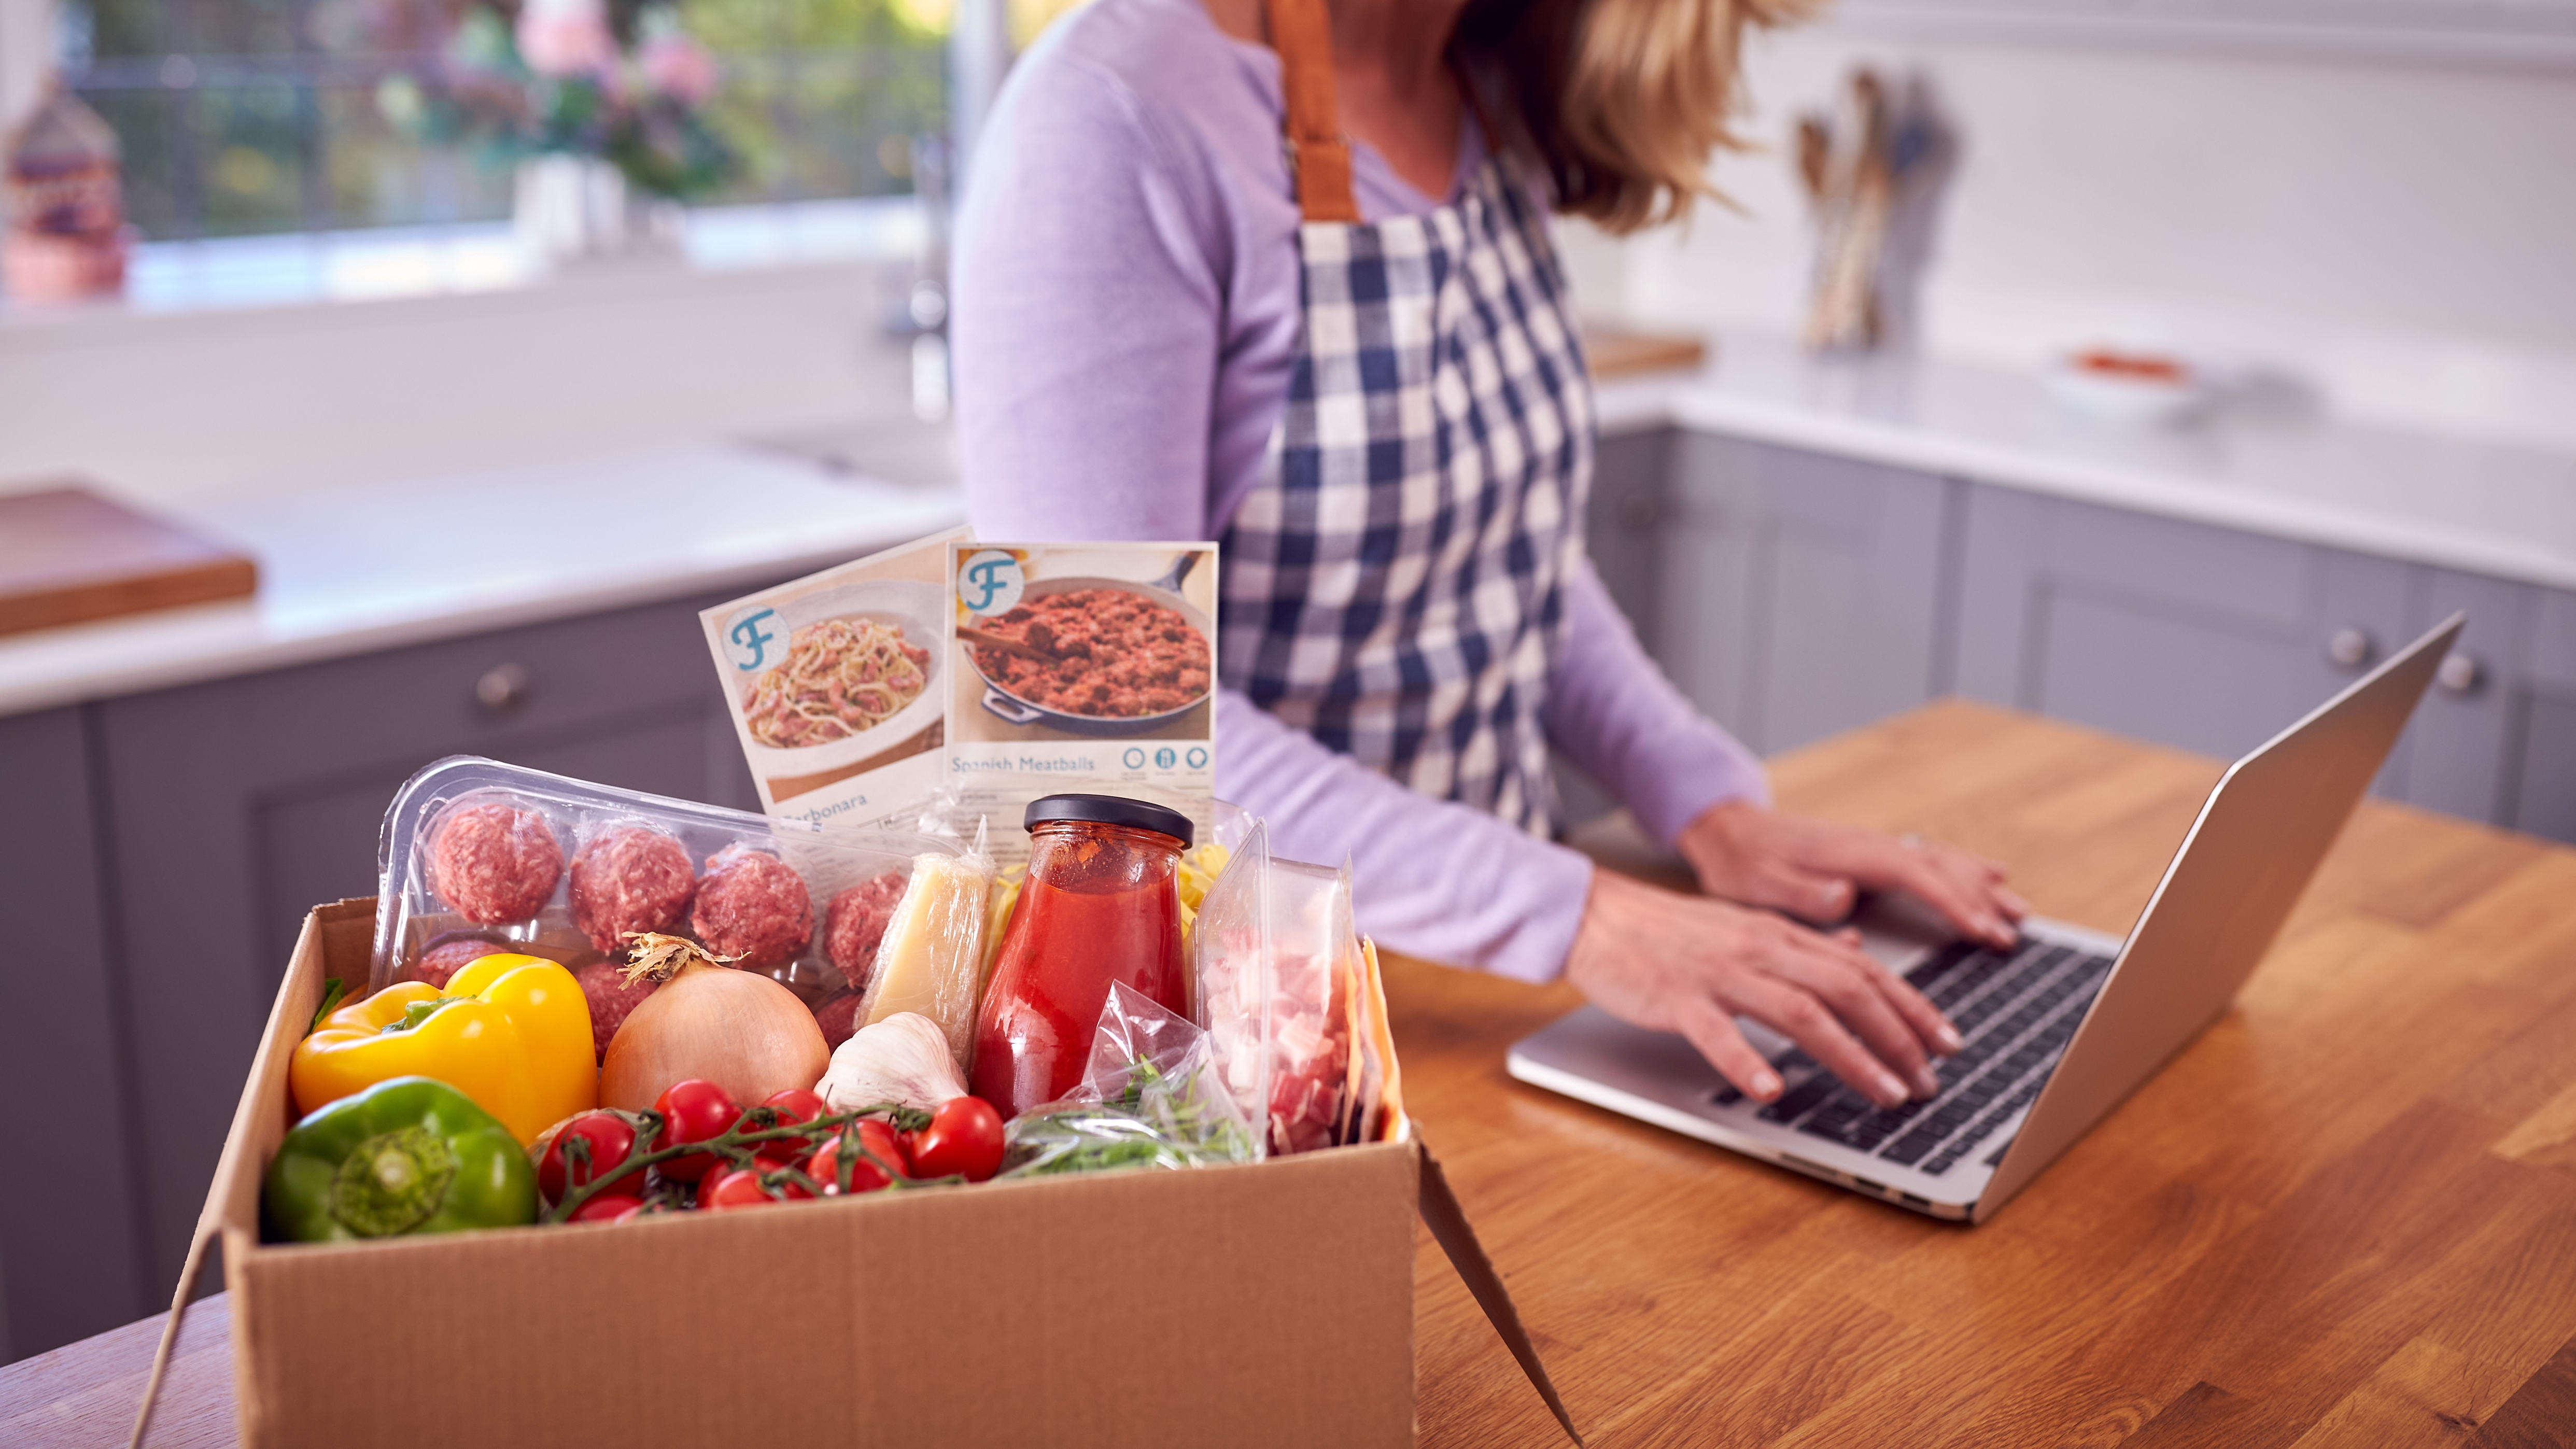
[817,1012,968,1114]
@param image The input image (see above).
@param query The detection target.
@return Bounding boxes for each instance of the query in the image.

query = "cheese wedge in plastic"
[858,851,995,1071]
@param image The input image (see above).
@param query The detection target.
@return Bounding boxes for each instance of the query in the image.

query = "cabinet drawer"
[224,594,725,781]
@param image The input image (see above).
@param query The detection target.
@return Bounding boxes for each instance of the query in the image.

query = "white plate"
[736,579,945,778]
[2043,354,2209,428]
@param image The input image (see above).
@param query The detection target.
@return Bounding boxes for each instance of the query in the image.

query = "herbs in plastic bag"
[1000,982,1258,1177]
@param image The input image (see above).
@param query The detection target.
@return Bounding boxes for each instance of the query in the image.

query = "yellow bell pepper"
[289,954,597,1145]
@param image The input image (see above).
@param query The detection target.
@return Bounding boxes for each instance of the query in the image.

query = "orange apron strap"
[1264,0,1362,223]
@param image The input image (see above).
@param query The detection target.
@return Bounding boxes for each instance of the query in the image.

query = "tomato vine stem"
[543,1101,935,1223]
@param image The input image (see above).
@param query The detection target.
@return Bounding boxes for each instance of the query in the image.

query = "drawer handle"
[2325,628,2376,670]
[475,663,531,716]
[2437,653,2483,696]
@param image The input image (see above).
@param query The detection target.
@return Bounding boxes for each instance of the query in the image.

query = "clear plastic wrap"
[853,820,996,1072]
[368,758,955,1028]
[1192,820,1274,1161]
[1261,857,1364,1156]
[999,982,1259,1177]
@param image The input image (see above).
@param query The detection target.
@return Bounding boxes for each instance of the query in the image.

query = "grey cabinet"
[1586,428,1676,664]
[0,709,152,1361]
[87,586,762,1335]
[1956,486,2414,765]
[2511,589,2576,841]
[1954,484,2553,825]
[1651,433,1956,756]
[1579,426,2575,852]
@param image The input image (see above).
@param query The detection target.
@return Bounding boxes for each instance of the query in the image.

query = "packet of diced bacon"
[1196,828,1405,1157]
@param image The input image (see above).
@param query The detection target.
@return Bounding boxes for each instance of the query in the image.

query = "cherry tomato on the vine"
[569,1192,647,1225]
[699,1166,813,1212]
[906,1096,1006,1183]
[651,1079,740,1183]
[809,1119,906,1194]
[752,1088,828,1165]
[539,1111,641,1204]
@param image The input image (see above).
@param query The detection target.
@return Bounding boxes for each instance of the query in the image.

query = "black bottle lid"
[1022,793,1194,848]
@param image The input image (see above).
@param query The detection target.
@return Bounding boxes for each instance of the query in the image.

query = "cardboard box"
[171,901,1573,1448]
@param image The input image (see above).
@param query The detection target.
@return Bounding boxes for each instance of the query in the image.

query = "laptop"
[1507,614,2467,1223]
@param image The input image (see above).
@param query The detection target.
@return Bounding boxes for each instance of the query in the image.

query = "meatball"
[426,799,563,924]
[569,825,697,955]
[404,937,513,990]
[688,843,812,969]
[824,870,908,989]
[812,991,864,1052]
[574,959,658,1063]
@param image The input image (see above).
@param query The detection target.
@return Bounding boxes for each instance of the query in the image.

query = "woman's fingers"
[1565,870,1970,1113]
[1672,998,1784,1103]
[1869,949,1965,1057]
[1855,836,2019,949]
[1743,857,1857,925]
[1759,928,1941,1097]
[1722,972,1915,1109]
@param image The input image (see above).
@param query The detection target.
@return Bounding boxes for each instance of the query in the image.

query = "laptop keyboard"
[1707,937,2118,1177]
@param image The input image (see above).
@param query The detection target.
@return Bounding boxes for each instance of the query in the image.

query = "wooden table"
[10,702,2574,1447]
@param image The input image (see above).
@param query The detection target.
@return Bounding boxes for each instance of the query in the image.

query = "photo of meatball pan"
[967,587,1212,719]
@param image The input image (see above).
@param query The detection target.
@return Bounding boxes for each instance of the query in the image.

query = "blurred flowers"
[374,0,737,202]
[638,15,720,106]
[517,0,618,78]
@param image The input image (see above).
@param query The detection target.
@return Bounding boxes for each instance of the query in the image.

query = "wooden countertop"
[9,701,2574,1446]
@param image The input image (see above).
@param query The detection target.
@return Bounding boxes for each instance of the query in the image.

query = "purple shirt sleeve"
[1546,555,1771,848]
[950,0,1762,981]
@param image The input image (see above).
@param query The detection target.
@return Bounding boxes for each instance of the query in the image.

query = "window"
[55,0,951,243]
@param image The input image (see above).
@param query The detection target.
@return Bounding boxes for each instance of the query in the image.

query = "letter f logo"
[958,550,1025,616]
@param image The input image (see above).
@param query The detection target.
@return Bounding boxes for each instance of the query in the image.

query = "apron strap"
[1265,0,1362,223]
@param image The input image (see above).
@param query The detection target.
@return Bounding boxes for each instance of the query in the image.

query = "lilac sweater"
[950,0,1767,981]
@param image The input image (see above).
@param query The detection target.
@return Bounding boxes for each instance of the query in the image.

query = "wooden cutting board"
[1582,325,1710,379]
[0,483,259,638]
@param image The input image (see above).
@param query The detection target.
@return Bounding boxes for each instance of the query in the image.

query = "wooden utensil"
[958,626,1058,662]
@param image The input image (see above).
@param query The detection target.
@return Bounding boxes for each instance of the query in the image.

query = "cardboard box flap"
[130,898,372,1448]
[1418,1136,1583,1446]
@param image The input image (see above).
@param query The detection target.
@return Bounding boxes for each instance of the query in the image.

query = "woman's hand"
[1564,870,1963,1108]
[1677,800,2027,952]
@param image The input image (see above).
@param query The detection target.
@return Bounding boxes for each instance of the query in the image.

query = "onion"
[600,934,830,1113]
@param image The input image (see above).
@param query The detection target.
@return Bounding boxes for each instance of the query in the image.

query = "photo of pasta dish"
[743,618,933,747]
[970,588,1212,719]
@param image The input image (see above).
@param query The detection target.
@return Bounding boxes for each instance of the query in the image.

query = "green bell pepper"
[263,1076,538,1242]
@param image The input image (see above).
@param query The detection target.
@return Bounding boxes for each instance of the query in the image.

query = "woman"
[952,0,2025,1110]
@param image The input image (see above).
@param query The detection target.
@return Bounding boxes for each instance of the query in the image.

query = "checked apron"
[1218,0,1595,837]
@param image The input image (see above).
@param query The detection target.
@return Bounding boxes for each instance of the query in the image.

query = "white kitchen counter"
[0,439,964,718]
[8,331,2571,719]
[1595,332,2576,594]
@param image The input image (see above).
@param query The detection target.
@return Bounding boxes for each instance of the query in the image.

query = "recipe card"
[700,527,965,831]
[943,540,1219,864]
[701,532,1218,861]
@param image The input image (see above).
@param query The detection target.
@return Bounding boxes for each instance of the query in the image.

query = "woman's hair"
[1456,0,1819,233]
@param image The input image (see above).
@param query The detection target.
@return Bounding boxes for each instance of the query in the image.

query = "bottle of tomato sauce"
[970,794,1192,1119]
